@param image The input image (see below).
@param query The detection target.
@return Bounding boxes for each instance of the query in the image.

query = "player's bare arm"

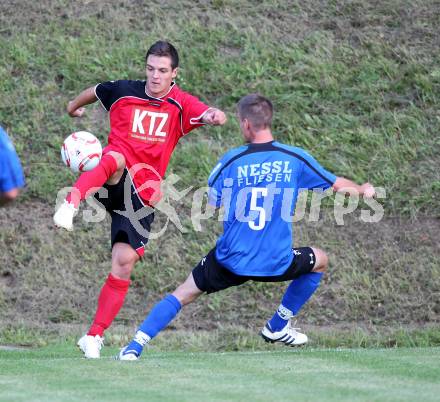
[67,86,98,117]
[333,177,376,198]
[201,108,227,126]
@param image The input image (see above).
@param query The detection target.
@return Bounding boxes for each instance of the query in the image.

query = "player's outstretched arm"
[332,177,376,198]
[201,108,227,126]
[67,86,98,118]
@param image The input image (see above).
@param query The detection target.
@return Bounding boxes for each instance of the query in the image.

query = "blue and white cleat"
[260,321,308,346]
[115,346,140,361]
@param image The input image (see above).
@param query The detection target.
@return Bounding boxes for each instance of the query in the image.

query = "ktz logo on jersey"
[130,107,169,142]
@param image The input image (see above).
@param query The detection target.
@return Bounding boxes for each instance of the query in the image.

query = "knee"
[112,261,134,279]
[173,284,199,306]
[111,247,139,279]
[107,151,125,170]
[312,248,328,273]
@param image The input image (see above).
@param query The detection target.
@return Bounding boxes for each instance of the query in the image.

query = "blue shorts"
[0,127,25,193]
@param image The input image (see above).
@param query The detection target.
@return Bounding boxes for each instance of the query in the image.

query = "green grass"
[0,5,439,398]
[0,344,439,402]
[1,0,439,215]
[2,325,440,351]
[0,1,439,335]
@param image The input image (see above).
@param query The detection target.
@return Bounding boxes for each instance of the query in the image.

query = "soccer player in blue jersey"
[0,125,25,206]
[117,94,376,359]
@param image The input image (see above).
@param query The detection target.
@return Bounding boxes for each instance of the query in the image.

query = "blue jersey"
[208,141,336,276]
[0,126,25,193]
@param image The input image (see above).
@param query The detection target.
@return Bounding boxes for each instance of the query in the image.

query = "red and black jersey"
[95,80,209,204]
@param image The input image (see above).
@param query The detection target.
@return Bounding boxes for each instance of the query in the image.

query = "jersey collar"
[144,81,176,101]
[248,140,275,148]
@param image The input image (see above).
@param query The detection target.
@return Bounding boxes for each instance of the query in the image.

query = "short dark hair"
[145,41,179,69]
[237,94,273,130]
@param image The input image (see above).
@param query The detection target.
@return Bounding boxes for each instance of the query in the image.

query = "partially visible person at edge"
[116,93,376,360]
[0,125,25,207]
[53,40,227,358]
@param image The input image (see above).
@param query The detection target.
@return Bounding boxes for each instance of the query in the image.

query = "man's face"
[145,55,178,98]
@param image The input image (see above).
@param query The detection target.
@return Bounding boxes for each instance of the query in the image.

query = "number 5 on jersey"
[249,187,268,231]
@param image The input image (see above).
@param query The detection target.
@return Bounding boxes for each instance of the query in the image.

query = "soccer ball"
[61,131,102,173]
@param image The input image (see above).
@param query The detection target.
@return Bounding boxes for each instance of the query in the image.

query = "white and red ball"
[61,131,102,173]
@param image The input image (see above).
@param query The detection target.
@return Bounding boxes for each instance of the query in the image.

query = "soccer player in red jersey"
[53,41,226,358]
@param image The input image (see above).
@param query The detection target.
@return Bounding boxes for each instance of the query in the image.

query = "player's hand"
[67,101,85,118]
[360,182,376,198]
[202,108,227,126]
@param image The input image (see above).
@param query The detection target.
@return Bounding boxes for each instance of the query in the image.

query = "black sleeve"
[95,81,121,111]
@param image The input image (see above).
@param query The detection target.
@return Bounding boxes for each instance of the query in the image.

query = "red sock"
[66,153,118,208]
[87,273,131,337]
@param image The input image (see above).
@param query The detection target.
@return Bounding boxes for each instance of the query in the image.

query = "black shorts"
[94,169,155,256]
[192,247,316,294]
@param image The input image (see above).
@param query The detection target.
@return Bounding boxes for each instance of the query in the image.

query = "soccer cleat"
[53,200,78,231]
[77,334,104,359]
[260,321,308,346]
[115,346,140,361]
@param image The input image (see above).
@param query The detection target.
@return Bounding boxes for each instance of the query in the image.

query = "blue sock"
[268,272,323,331]
[125,294,181,356]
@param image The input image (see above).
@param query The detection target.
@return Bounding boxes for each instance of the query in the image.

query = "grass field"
[0,3,439,400]
[0,0,438,333]
[1,344,439,402]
